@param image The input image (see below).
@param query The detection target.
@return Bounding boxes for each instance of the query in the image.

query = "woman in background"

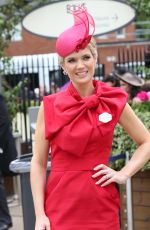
[103,73,120,87]
[114,71,144,102]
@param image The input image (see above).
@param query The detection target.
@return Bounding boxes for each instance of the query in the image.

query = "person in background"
[141,80,150,92]
[114,71,144,102]
[133,80,150,103]
[30,6,150,230]
[103,73,120,87]
[0,94,14,230]
[59,81,70,91]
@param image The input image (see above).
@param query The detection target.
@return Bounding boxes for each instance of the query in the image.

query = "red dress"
[43,80,128,230]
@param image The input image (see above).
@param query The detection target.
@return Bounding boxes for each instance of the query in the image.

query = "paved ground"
[8,197,24,230]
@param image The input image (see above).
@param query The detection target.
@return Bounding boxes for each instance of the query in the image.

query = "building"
[4,18,149,76]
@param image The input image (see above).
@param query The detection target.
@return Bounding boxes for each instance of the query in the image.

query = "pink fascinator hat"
[56,5,95,57]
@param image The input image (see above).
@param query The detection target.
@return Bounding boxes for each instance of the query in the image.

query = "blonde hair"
[58,37,97,65]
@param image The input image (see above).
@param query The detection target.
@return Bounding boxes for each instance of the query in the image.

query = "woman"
[103,73,120,87]
[30,6,150,230]
[114,71,144,102]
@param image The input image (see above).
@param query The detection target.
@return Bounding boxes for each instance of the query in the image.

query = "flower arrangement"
[133,91,150,103]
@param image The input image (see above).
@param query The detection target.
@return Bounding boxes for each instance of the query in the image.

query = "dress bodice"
[43,81,127,230]
[43,80,127,170]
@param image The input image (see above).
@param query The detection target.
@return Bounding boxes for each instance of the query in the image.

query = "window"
[116,28,125,39]
[97,34,108,40]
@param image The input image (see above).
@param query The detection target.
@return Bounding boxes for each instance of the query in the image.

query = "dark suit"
[0,94,17,228]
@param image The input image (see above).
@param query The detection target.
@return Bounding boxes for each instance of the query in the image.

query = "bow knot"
[84,94,99,109]
[43,81,128,157]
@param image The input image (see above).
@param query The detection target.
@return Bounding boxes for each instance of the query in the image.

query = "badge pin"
[98,112,112,123]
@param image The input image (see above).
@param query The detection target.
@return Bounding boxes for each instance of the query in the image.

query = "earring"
[63,70,67,75]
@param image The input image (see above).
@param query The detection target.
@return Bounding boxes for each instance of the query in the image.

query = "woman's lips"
[76,71,88,77]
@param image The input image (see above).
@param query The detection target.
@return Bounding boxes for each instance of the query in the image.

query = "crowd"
[103,69,150,104]
[58,68,150,106]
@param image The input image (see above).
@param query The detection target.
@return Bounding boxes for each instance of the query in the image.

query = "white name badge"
[98,112,112,123]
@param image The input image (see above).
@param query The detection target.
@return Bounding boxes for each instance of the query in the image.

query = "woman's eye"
[67,59,75,63]
[83,55,91,60]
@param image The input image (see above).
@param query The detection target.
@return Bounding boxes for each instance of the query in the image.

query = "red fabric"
[43,80,128,229]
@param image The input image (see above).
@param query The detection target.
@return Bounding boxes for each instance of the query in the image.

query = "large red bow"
[43,81,128,157]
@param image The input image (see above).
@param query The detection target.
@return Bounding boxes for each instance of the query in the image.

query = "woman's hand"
[35,214,51,230]
[92,164,129,187]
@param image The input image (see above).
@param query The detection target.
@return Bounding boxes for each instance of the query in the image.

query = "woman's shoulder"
[43,90,68,101]
[98,81,128,98]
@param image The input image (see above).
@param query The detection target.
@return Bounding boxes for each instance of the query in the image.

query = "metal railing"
[114,45,149,78]
[0,53,104,149]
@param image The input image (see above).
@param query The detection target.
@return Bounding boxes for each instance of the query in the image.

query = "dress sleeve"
[43,93,67,141]
[43,95,55,140]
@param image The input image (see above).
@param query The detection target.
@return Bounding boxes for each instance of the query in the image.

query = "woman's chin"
[76,76,92,84]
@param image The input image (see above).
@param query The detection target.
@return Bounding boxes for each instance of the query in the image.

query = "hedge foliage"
[111,102,150,171]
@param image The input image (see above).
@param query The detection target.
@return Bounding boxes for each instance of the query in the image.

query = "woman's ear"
[61,66,68,76]
[63,70,68,76]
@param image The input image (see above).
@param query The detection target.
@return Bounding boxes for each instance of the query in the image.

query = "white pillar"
[126,152,133,230]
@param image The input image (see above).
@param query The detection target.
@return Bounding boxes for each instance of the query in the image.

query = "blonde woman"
[30,6,150,230]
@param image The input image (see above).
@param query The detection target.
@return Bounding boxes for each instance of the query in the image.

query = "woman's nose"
[76,60,84,68]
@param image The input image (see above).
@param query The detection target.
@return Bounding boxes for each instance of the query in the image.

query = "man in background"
[0,94,17,230]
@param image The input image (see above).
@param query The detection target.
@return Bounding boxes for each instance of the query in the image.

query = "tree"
[127,0,150,40]
[0,0,59,58]
[127,0,150,21]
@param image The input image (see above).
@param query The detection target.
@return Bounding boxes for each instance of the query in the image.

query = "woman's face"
[61,48,97,87]
[120,80,132,94]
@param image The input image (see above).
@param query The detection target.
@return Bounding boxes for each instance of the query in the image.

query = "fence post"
[126,151,133,230]
[0,75,2,93]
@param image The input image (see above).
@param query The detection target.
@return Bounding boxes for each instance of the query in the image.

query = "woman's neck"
[72,81,95,98]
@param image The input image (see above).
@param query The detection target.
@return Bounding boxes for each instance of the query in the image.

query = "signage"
[22,0,136,38]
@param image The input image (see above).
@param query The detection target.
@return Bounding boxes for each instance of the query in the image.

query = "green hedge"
[111,102,150,171]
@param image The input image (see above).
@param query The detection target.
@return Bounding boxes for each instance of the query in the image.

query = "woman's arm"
[92,103,150,186]
[30,102,50,230]
[117,103,150,177]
